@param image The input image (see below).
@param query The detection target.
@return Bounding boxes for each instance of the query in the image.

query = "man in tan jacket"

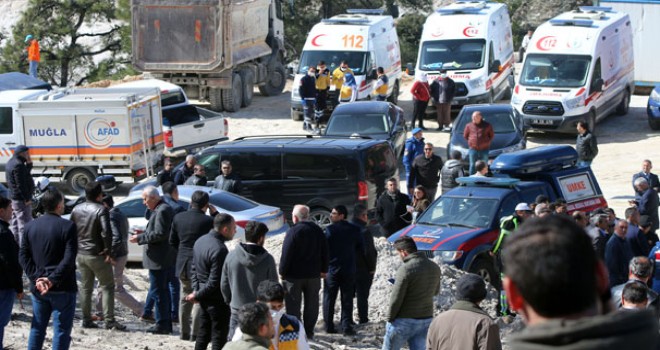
[426,273,501,350]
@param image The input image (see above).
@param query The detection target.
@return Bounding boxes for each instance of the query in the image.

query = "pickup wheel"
[66,168,95,195]
[209,87,223,112]
[239,68,255,107]
[468,257,498,289]
[309,208,332,228]
[259,64,286,97]
[387,80,400,105]
[222,73,243,113]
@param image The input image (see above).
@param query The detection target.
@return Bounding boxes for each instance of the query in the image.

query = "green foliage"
[0,0,129,86]
[396,13,426,67]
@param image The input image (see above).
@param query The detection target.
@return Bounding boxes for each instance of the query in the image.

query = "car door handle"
[5,142,15,146]
[193,123,205,129]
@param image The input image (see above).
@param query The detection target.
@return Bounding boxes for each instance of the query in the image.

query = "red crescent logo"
[536,36,558,51]
[463,26,478,37]
[311,34,326,47]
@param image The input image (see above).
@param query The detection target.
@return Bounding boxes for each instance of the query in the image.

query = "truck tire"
[258,64,286,97]
[387,80,400,105]
[468,257,498,289]
[66,168,95,195]
[222,73,243,113]
[209,87,223,112]
[239,68,255,107]
[615,89,630,116]
[309,208,332,228]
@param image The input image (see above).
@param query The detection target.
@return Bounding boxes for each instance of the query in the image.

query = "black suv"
[136,135,398,226]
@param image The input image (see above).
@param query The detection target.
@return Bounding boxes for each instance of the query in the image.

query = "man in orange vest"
[25,35,40,78]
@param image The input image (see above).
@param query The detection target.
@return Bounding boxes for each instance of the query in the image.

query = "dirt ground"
[4,78,657,349]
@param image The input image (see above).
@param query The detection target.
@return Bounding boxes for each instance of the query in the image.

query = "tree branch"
[77,27,121,38]
[79,41,121,56]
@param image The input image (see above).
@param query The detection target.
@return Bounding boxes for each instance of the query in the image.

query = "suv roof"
[209,135,388,152]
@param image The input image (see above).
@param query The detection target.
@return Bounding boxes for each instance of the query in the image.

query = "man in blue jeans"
[383,236,440,350]
[463,111,494,175]
[19,188,78,350]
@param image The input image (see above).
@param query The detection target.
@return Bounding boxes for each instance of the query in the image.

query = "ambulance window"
[590,59,602,95]
[0,107,11,134]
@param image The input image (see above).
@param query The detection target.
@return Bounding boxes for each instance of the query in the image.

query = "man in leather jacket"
[70,182,125,330]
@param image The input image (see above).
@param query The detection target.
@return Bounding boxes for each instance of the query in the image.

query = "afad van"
[416,1,515,111]
[290,9,402,121]
[512,6,634,133]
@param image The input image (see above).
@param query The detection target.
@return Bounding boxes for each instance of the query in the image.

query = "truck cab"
[388,145,607,284]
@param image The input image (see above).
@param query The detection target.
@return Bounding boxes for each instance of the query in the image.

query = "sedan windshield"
[326,113,390,135]
[298,51,369,75]
[416,196,498,228]
[419,39,486,71]
[455,109,517,134]
[520,54,591,88]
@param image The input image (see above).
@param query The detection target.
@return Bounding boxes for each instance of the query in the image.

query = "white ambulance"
[290,9,402,121]
[511,6,634,133]
[416,1,515,109]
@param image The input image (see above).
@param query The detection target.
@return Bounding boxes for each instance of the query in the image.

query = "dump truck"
[131,0,287,112]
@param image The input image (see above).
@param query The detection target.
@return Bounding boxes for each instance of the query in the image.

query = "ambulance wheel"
[589,111,597,135]
[222,73,243,113]
[209,87,223,112]
[649,118,660,131]
[388,81,400,105]
[291,109,303,121]
[239,68,254,107]
[469,257,498,288]
[259,64,286,97]
[487,91,494,104]
[615,89,630,116]
[66,168,95,195]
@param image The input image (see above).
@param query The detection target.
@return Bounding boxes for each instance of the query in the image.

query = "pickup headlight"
[651,89,660,104]
[468,76,487,89]
[450,144,469,159]
[501,141,524,154]
[434,250,464,263]
[565,94,585,109]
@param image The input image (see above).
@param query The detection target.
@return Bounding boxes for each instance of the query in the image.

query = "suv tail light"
[135,168,146,178]
[358,181,368,201]
[164,129,173,148]
[235,220,248,228]
[224,119,229,137]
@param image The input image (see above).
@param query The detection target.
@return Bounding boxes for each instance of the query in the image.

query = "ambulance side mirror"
[406,63,415,76]
[368,69,378,80]
[592,78,604,93]
[489,60,501,73]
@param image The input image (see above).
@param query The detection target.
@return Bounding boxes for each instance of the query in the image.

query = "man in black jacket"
[5,144,33,245]
[174,155,197,185]
[185,213,235,350]
[323,205,364,335]
[170,190,217,341]
[213,160,242,194]
[19,188,77,350]
[71,182,125,330]
[279,204,329,339]
[299,66,317,131]
[157,158,175,186]
[408,143,443,200]
[350,204,378,324]
[376,178,411,237]
[0,196,22,349]
[632,160,660,195]
[632,177,660,232]
[130,186,176,334]
[185,164,208,186]
[441,150,466,194]
[575,120,598,167]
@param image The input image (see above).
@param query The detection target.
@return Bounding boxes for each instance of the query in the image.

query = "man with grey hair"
[174,154,197,185]
[611,256,660,315]
[129,186,176,334]
[632,159,660,194]
[278,204,329,339]
[589,213,610,260]
[631,177,659,231]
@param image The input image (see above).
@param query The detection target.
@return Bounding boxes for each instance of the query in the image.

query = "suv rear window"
[365,143,397,180]
[284,154,347,180]
[209,192,258,212]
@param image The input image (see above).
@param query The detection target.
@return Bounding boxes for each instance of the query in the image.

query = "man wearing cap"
[5,145,34,244]
[403,129,425,191]
[25,35,40,78]
[426,274,502,350]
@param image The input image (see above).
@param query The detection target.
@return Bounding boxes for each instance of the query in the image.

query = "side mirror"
[489,60,501,73]
[287,66,295,78]
[592,78,604,93]
[368,68,378,80]
[406,62,415,76]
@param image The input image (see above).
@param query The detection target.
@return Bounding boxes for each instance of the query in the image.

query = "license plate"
[532,119,553,125]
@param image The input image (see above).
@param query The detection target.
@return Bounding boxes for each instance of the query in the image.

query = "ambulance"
[416,1,515,110]
[290,9,402,121]
[0,87,164,193]
[511,6,634,133]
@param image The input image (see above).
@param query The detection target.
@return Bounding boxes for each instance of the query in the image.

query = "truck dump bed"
[132,0,272,72]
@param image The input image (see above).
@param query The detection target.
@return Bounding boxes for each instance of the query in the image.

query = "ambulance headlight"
[511,93,522,105]
[651,89,660,104]
[565,95,585,109]
[468,76,487,89]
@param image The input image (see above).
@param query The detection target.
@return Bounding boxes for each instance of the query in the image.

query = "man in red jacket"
[463,111,494,175]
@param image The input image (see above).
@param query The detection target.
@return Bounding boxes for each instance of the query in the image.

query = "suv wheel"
[310,208,332,228]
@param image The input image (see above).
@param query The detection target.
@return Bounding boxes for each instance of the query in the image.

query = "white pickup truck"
[115,79,228,157]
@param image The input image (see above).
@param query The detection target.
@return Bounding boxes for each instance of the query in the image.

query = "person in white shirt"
[519,30,534,62]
